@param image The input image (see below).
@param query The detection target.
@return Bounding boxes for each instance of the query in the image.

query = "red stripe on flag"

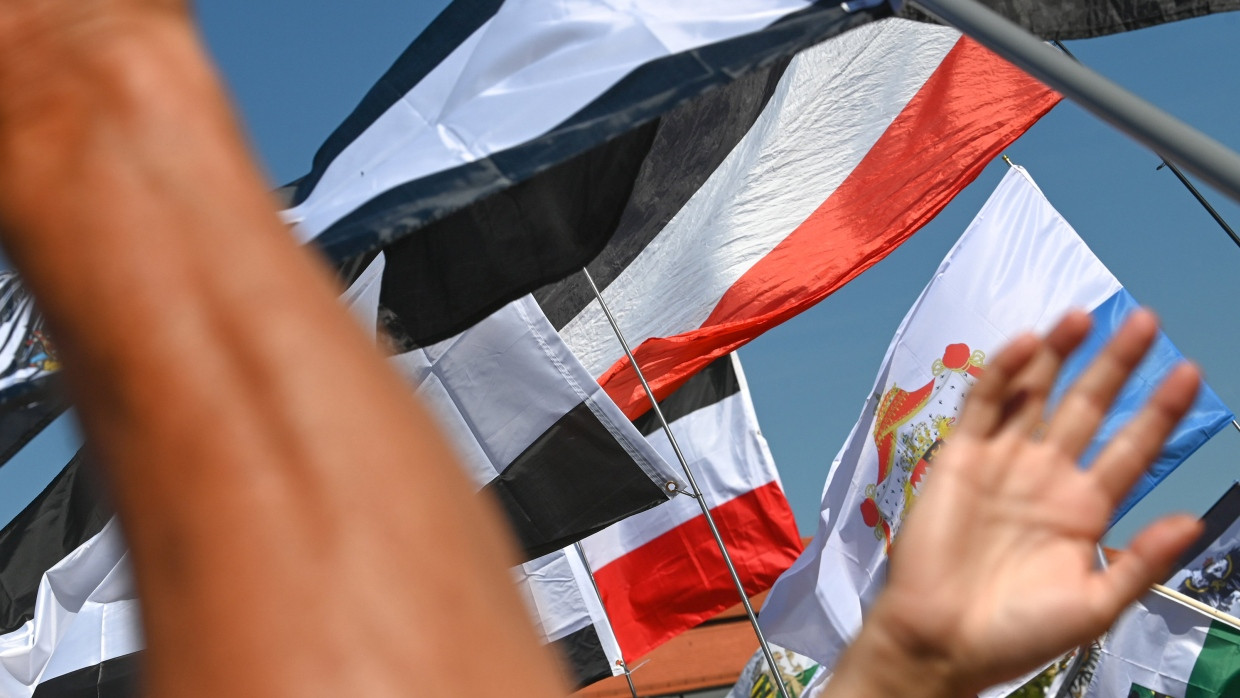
[598,37,1061,420]
[591,481,802,662]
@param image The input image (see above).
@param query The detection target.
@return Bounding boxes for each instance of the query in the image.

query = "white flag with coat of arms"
[757,165,1233,677]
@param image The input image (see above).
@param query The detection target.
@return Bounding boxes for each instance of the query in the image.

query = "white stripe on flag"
[285,0,812,238]
[760,166,1232,670]
[390,295,682,492]
[560,19,961,378]
[583,356,779,567]
[0,519,139,697]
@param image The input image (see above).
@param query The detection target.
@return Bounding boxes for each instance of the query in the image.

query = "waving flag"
[901,0,1240,40]
[532,18,1060,419]
[513,545,625,688]
[1080,593,1240,698]
[0,454,137,698]
[284,0,894,346]
[390,295,684,560]
[758,165,1233,670]
[578,353,801,664]
[514,354,800,688]
[1169,484,1240,615]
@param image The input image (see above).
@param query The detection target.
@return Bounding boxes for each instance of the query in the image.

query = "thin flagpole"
[581,268,793,698]
[1049,39,1240,252]
[908,0,1240,205]
[1152,583,1240,632]
[573,542,641,698]
[1231,419,1240,435]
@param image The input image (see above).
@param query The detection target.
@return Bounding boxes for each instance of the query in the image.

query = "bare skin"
[824,311,1202,697]
[0,3,569,697]
[0,3,1202,697]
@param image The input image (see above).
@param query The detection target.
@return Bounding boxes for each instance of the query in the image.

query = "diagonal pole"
[1049,39,1240,252]
[573,542,641,698]
[581,268,793,698]
[909,0,1240,205]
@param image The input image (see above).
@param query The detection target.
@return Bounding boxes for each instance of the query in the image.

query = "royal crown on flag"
[862,343,985,550]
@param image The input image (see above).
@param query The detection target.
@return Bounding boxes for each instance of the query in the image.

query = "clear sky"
[1,2,1237,550]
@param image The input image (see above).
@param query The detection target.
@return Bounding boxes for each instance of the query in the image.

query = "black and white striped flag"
[284,0,896,346]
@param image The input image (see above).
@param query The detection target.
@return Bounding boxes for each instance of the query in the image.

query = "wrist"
[824,598,971,698]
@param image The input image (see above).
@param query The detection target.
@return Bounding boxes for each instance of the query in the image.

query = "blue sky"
[1,2,1238,548]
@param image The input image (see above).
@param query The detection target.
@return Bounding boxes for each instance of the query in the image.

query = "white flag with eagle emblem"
[758,165,1233,676]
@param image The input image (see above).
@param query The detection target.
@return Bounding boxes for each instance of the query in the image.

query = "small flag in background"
[758,165,1234,672]
[579,353,802,664]
[513,545,624,689]
[1169,484,1240,617]
[517,354,802,687]
[726,644,824,698]
[1080,593,1240,698]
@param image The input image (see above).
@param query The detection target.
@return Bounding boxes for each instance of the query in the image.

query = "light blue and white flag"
[758,165,1233,675]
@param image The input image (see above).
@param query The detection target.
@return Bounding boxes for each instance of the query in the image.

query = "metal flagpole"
[1232,419,1240,436]
[908,0,1240,206]
[573,542,641,698]
[581,268,794,698]
[1048,39,1240,252]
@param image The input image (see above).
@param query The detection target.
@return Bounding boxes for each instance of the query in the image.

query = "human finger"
[955,332,1040,438]
[1087,514,1201,623]
[995,311,1092,437]
[1087,362,1200,509]
[1043,309,1159,458]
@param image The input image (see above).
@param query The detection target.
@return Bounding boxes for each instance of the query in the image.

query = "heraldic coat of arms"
[861,343,985,551]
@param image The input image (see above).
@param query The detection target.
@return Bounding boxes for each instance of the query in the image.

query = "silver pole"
[573,542,641,698]
[909,0,1240,205]
[1231,419,1240,435]
[581,268,793,698]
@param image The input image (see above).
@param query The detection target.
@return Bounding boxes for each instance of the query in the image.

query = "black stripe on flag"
[1174,482,1240,571]
[30,653,141,698]
[552,625,614,690]
[631,355,741,437]
[291,0,505,206]
[309,2,888,263]
[482,401,668,561]
[532,57,792,331]
[376,119,659,347]
[0,381,66,468]
[0,451,110,635]
[899,0,1240,40]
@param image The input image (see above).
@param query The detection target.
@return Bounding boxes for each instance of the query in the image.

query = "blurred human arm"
[0,3,567,696]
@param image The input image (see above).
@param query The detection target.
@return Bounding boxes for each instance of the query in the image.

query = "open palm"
[874,309,1203,694]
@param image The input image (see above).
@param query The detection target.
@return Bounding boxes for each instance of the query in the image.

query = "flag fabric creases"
[758,166,1234,674]
[579,353,802,664]
[0,272,67,471]
[532,17,1061,420]
[513,545,624,688]
[515,353,801,687]
[1080,593,1240,697]
[285,0,893,346]
[900,0,1240,40]
[390,294,685,561]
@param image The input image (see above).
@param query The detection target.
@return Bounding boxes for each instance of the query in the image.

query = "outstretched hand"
[828,309,1204,697]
